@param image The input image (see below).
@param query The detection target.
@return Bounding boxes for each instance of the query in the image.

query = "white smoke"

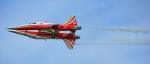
[97,27,150,34]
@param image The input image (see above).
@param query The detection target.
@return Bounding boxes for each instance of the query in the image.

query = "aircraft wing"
[63,39,76,49]
[8,30,51,39]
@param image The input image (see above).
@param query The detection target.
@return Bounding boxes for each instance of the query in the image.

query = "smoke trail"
[79,27,150,45]
[75,43,103,45]
[76,39,150,46]
[76,40,150,46]
[97,27,150,34]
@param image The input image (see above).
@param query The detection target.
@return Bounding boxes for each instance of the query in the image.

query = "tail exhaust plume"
[98,27,150,34]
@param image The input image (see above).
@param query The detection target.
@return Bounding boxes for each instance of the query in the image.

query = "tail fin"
[63,39,76,49]
[64,16,77,26]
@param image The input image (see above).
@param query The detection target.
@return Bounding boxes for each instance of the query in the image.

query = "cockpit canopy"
[31,22,52,24]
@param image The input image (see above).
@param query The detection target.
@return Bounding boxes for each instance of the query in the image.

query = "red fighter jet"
[8,16,81,34]
[7,16,81,49]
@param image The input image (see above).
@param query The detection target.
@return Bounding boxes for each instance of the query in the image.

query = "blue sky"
[0,0,150,64]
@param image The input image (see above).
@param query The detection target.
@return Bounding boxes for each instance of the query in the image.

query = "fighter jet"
[7,16,81,49]
[7,16,81,34]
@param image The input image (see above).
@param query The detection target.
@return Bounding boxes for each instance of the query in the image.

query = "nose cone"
[6,27,17,30]
[6,25,30,30]
[6,27,22,34]
[7,30,20,34]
